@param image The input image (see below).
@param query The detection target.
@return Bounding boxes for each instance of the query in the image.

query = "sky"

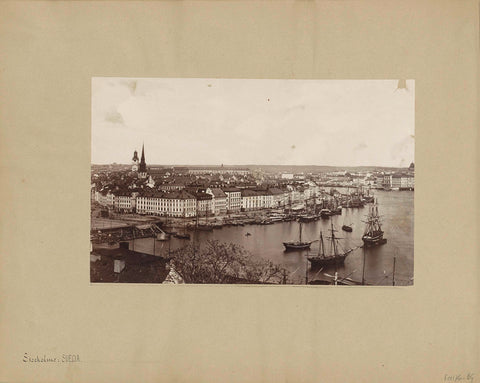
[91,78,414,167]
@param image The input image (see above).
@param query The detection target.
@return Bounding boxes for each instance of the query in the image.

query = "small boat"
[245,232,252,237]
[362,200,387,247]
[298,214,317,223]
[259,219,274,225]
[331,205,342,215]
[342,224,353,232]
[307,223,353,267]
[320,209,332,219]
[283,222,314,251]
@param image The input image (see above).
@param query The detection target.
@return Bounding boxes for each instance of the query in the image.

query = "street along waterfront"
[125,190,414,286]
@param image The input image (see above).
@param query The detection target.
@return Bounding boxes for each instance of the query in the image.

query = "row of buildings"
[92,147,414,217]
[94,184,319,217]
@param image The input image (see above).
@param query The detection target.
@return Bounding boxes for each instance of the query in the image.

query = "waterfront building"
[113,193,135,213]
[240,189,275,211]
[223,187,242,213]
[96,190,115,208]
[136,190,196,217]
[241,189,261,211]
[382,174,392,189]
[400,174,415,190]
[392,173,402,190]
[259,189,274,209]
[268,188,286,208]
[194,191,214,217]
[209,188,227,215]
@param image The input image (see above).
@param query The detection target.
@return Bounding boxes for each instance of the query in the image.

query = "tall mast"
[331,222,337,256]
[318,231,325,257]
[299,222,303,242]
[361,246,366,285]
[392,255,396,286]
[305,259,308,285]
[331,222,338,273]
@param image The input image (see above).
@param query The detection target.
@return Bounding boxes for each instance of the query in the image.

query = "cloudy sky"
[92,78,414,167]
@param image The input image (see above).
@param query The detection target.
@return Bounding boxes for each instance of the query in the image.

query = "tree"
[171,240,288,284]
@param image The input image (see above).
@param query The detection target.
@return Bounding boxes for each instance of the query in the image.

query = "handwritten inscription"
[444,373,475,382]
[23,353,80,363]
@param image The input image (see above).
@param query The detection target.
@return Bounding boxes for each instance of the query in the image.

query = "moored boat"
[298,214,317,223]
[320,209,332,219]
[362,200,387,247]
[307,223,353,267]
[283,222,314,251]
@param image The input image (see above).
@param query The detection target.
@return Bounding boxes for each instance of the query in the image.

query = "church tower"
[138,144,147,179]
[131,149,139,172]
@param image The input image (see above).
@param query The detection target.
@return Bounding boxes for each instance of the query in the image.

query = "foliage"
[171,240,288,284]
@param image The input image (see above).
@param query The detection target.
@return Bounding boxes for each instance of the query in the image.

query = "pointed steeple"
[139,143,147,172]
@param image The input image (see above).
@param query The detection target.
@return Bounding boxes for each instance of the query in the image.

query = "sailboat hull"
[283,242,312,251]
[174,233,191,240]
[307,251,351,267]
[362,232,387,247]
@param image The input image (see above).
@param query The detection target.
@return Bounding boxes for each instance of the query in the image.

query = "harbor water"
[125,190,414,286]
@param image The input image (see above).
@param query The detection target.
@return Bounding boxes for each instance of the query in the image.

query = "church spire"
[139,143,147,173]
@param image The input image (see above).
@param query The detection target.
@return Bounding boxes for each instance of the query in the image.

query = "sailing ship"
[283,222,314,251]
[299,196,318,222]
[306,222,353,267]
[196,199,213,231]
[362,200,387,247]
[320,208,332,219]
[174,210,191,240]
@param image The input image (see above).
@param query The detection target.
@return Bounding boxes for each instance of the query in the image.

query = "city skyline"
[92,78,415,167]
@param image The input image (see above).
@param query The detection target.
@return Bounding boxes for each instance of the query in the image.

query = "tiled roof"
[222,187,241,192]
[210,188,227,198]
[90,247,169,283]
[241,189,258,197]
[268,188,285,195]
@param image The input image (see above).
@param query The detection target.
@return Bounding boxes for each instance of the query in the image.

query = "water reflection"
[127,191,414,286]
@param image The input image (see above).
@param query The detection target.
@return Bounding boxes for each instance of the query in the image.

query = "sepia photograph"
[2,1,478,382]
[91,78,415,286]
